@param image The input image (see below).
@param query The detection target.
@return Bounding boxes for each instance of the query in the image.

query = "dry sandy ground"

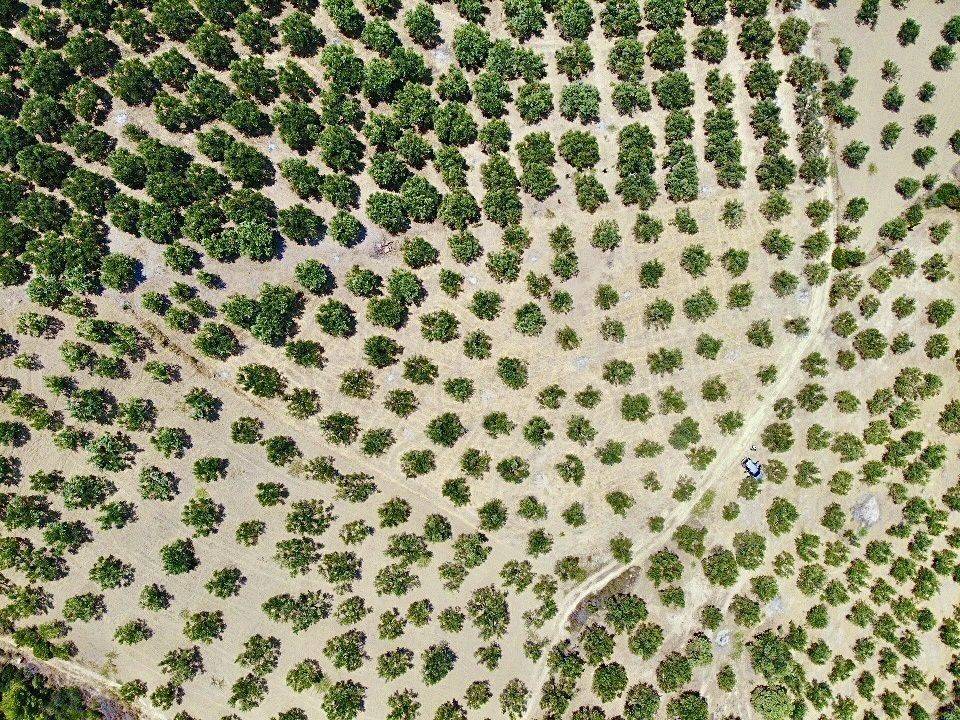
[4,297,549,719]
[2,0,959,718]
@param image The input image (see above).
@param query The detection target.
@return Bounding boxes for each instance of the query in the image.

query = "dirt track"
[519,11,843,713]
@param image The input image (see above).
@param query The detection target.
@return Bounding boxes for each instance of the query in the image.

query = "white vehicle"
[742,457,764,480]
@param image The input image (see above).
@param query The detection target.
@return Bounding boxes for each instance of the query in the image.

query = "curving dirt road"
[520,27,842,714]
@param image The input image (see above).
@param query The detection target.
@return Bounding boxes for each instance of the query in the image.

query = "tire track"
[520,30,842,715]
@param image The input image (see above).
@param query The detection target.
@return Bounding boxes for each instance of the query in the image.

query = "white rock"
[114,113,128,126]
[852,494,880,528]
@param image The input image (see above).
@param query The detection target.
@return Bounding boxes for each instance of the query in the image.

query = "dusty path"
[128,307,491,538]
[0,639,166,720]
[520,29,841,716]
[522,199,837,717]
